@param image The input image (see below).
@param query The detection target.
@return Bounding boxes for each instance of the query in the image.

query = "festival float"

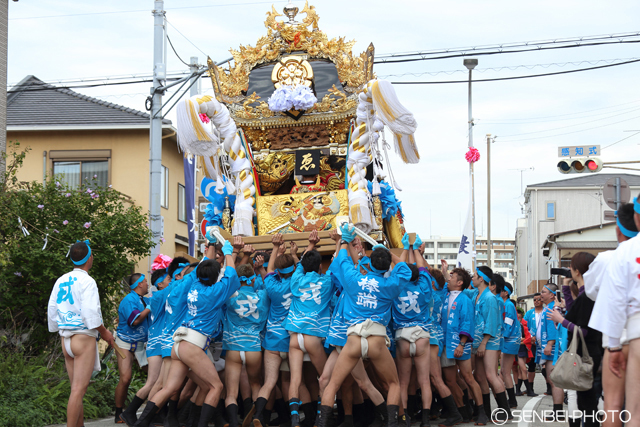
[176,1,420,254]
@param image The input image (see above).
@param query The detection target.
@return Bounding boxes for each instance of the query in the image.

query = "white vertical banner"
[456,175,475,270]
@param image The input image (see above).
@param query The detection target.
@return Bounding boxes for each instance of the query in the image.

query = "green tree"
[0,142,154,351]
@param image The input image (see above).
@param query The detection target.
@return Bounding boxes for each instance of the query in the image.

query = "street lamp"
[464,58,478,269]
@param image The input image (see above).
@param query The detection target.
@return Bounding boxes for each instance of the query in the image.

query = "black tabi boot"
[387,405,400,427]
[363,400,375,427]
[457,406,469,424]
[545,382,552,396]
[506,388,518,409]
[515,380,524,396]
[121,396,145,426]
[338,415,354,427]
[133,402,160,427]
[167,399,180,427]
[197,403,218,427]
[462,390,469,410]
[471,403,478,420]
[289,399,301,427]
[301,403,316,427]
[420,409,431,427]
[262,410,272,427]
[481,394,491,421]
[178,401,193,427]
[495,392,513,421]
[317,405,334,427]
[353,403,365,427]
[312,399,320,427]
[474,405,488,426]
[568,417,580,427]
[369,402,388,427]
[253,397,269,427]
[272,399,290,427]
[153,405,167,427]
[554,403,565,422]
[429,396,441,421]
[524,380,538,397]
[436,396,462,427]
[186,405,202,427]
[336,400,344,427]
[243,400,256,427]
[227,404,240,427]
[116,407,125,424]
[215,401,228,427]
[407,395,418,420]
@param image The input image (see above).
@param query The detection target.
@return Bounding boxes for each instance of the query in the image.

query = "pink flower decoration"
[91,194,99,199]
[84,222,91,229]
[65,193,71,197]
[63,220,69,225]
[152,254,173,271]
[161,237,166,243]
[37,204,44,209]
[465,147,481,163]
[199,113,210,124]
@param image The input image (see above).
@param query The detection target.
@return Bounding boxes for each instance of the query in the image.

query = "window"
[423,242,434,248]
[50,150,110,190]
[178,184,187,223]
[161,166,169,209]
[438,242,458,249]
[441,254,458,260]
[546,201,555,220]
[424,254,434,260]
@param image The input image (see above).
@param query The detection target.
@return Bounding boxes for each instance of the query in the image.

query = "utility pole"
[149,1,166,269]
[189,56,199,256]
[487,134,492,269]
[464,58,478,270]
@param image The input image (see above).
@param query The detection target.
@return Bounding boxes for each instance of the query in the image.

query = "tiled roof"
[7,75,171,126]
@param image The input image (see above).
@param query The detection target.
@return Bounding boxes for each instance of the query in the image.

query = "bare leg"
[257,351,283,400]
[136,355,163,400]
[412,339,432,410]
[473,355,491,394]
[225,351,243,407]
[429,346,453,399]
[544,360,564,405]
[457,359,483,405]
[625,339,640,427]
[366,336,401,407]
[115,347,134,408]
[62,335,96,427]
[499,354,516,390]
[318,349,339,395]
[321,336,365,407]
[443,366,464,407]
[396,340,413,411]
[603,347,628,427]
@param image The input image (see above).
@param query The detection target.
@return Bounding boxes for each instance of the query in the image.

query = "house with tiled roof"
[7,75,196,272]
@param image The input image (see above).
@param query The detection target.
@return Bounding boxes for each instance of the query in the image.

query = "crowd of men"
[47,197,640,427]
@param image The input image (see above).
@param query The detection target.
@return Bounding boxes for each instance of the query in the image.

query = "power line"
[494,107,640,138]
[497,115,640,143]
[479,99,640,123]
[167,35,193,68]
[9,1,286,21]
[377,57,640,79]
[165,19,208,58]
[376,31,640,60]
[375,40,640,64]
[601,131,640,150]
[390,58,640,84]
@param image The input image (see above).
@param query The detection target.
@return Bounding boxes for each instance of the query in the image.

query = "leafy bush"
[0,142,154,352]
[0,347,146,427]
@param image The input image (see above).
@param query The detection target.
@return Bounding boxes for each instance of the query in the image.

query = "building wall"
[7,128,189,274]
[422,236,516,284]
[521,184,639,292]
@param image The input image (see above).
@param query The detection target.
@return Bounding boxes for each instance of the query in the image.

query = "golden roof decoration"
[208,1,375,111]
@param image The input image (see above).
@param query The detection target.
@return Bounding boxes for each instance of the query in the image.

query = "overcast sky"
[8,0,640,239]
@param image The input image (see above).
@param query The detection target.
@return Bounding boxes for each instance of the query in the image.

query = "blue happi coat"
[440,291,474,360]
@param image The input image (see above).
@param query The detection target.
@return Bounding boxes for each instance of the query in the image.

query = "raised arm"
[440,259,451,282]
[254,255,267,280]
[329,229,341,258]
[239,244,254,266]
[228,236,244,270]
[400,233,410,263]
[268,234,283,273]
[305,230,320,255]
[290,241,300,264]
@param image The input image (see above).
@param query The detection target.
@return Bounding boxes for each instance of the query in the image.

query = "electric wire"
[376,31,640,59]
[497,115,640,143]
[492,107,640,138]
[390,58,640,84]
[601,131,640,150]
[377,58,640,79]
[165,19,208,58]
[167,35,193,68]
[9,1,287,21]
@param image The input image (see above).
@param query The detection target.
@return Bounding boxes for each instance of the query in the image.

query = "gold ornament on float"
[272,56,314,89]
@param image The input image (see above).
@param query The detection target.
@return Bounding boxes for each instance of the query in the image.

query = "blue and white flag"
[183,155,196,256]
[456,175,475,271]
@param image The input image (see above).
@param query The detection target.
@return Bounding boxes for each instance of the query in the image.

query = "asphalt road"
[48,375,571,427]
